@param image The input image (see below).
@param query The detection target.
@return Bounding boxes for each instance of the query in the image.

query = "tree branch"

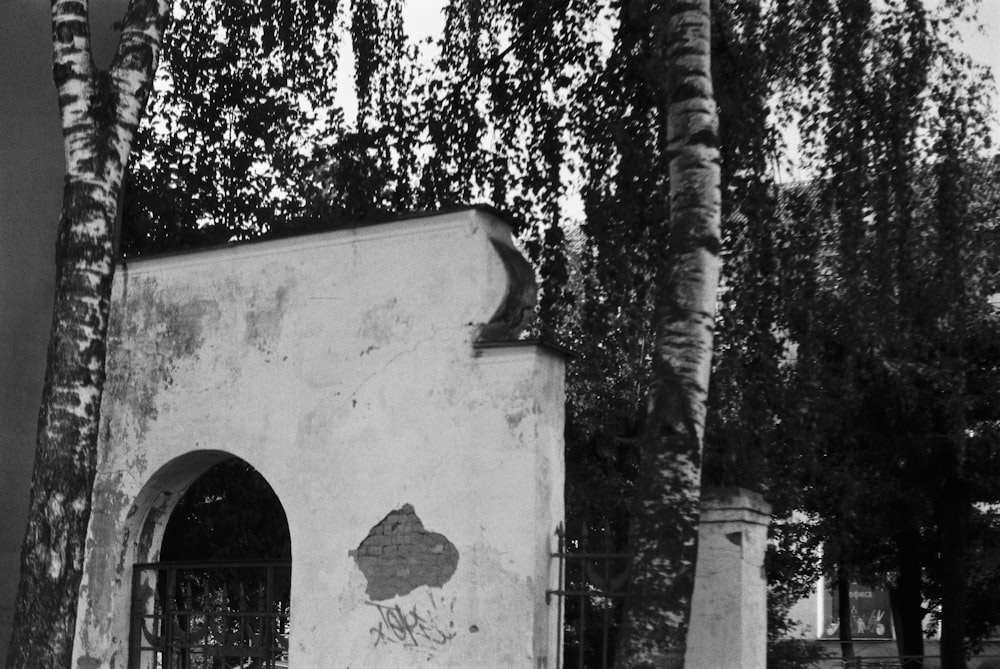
[107,0,171,185]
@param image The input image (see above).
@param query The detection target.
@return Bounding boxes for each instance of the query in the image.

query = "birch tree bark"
[616,1,721,667]
[5,1,170,666]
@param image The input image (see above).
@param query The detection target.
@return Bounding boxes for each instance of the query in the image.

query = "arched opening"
[130,457,291,669]
[160,459,292,562]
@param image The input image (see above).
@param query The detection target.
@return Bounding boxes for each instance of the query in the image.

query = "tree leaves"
[122,3,1000,660]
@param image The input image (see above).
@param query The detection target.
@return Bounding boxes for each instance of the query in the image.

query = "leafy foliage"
[758,2,1000,664]
[122,0,344,253]
[125,0,1000,663]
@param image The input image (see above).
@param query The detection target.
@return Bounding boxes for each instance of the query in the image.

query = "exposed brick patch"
[351,504,459,601]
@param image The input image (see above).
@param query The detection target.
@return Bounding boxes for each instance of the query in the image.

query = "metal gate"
[130,561,291,669]
[547,524,631,669]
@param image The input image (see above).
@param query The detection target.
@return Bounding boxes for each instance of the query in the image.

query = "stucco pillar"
[686,487,772,669]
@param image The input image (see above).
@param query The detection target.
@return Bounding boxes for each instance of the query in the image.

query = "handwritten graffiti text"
[368,596,456,649]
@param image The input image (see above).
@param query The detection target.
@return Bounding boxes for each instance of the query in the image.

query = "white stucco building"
[70,208,567,668]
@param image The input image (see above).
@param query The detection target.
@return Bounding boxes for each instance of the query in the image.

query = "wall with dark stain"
[70,209,566,668]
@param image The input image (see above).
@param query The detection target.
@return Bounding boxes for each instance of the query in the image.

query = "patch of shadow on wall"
[351,504,459,601]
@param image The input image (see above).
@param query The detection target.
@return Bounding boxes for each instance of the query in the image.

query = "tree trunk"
[5,2,170,667]
[615,1,721,667]
[892,522,924,669]
[938,477,970,669]
[932,102,972,669]
[837,568,855,660]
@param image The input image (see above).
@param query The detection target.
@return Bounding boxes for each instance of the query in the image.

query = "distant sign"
[821,584,893,640]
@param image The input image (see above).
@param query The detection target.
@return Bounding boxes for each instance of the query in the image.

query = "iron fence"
[547,523,631,669]
[130,561,291,669]
[835,659,1000,669]
[835,659,922,669]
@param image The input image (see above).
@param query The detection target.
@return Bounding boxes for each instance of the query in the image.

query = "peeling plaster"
[135,491,175,563]
[85,474,131,619]
[351,505,459,601]
[108,276,222,441]
[245,284,290,354]
[506,408,529,429]
[77,472,130,656]
[357,297,411,353]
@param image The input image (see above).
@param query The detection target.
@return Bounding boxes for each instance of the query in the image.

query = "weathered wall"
[71,209,566,668]
[0,1,128,661]
[686,488,772,669]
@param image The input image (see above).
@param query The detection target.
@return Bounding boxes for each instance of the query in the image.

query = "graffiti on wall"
[352,504,460,651]
[367,593,457,650]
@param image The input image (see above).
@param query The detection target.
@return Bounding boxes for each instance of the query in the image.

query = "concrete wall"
[70,209,566,668]
[687,488,772,669]
[785,581,823,639]
[0,2,128,660]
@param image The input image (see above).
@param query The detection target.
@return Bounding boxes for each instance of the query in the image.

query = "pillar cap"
[700,486,772,524]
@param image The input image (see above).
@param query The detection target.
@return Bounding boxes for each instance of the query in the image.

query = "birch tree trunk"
[616,1,721,668]
[5,1,170,666]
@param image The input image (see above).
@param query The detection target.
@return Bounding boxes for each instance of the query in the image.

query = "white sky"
[336,0,447,126]
[403,0,448,39]
[962,2,1000,153]
[959,1,1000,70]
[338,2,1000,134]
[331,1,1000,211]
[775,2,1000,181]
